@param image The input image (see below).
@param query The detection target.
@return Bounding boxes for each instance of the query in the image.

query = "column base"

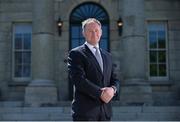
[120,79,153,106]
[25,79,57,107]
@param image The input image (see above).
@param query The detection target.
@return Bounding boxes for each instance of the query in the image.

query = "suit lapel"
[83,44,103,75]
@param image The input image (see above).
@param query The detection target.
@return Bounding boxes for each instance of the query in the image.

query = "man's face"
[83,22,102,45]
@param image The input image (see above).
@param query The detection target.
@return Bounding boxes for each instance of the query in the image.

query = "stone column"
[120,0,152,105]
[0,21,9,100]
[25,0,57,106]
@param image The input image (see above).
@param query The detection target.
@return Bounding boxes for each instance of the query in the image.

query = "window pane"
[72,26,79,38]
[79,27,83,38]
[148,22,168,78]
[79,39,85,46]
[150,64,157,76]
[15,34,22,49]
[102,25,108,38]
[13,24,32,78]
[22,65,30,77]
[15,52,22,65]
[23,33,31,49]
[15,65,22,77]
[15,24,32,33]
[23,52,31,64]
[149,31,157,49]
[158,51,166,63]
[150,51,157,63]
[100,39,108,50]
[71,39,79,49]
[159,64,166,76]
[158,31,165,48]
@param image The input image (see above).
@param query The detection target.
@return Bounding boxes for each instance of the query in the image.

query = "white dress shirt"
[85,41,99,56]
[85,41,103,72]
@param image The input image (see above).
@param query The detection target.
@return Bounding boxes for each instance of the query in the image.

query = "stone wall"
[146,0,180,82]
[145,0,180,105]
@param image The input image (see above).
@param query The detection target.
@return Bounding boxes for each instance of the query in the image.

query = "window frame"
[147,21,169,81]
[69,2,110,51]
[12,23,32,82]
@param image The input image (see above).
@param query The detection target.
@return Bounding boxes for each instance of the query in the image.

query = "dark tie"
[94,46,103,72]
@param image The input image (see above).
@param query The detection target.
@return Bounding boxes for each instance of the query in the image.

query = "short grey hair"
[82,18,102,32]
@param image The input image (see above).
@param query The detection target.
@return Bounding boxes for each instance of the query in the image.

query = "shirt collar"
[85,41,99,49]
[85,41,99,54]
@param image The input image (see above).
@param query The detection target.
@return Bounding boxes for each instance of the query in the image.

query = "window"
[70,2,109,51]
[13,24,32,81]
[147,22,168,80]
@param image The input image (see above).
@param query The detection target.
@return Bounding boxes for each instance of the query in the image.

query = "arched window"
[70,2,109,51]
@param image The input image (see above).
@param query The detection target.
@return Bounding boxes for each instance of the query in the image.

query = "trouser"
[73,106,111,121]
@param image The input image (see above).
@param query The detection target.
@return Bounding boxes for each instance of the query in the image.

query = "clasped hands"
[100,87,115,103]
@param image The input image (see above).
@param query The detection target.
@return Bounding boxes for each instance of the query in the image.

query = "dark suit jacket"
[68,44,119,118]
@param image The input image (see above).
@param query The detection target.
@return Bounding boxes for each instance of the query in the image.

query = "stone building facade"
[0,0,180,107]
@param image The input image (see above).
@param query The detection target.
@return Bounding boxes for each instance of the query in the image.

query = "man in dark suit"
[68,18,119,121]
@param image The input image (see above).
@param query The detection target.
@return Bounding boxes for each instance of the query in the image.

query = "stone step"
[0,107,72,121]
[0,106,180,121]
[152,91,179,105]
[0,101,24,107]
[112,112,180,121]
[1,106,180,113]
[0,107,70,114]
[0,113,72,121]
[0,101,72,107]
